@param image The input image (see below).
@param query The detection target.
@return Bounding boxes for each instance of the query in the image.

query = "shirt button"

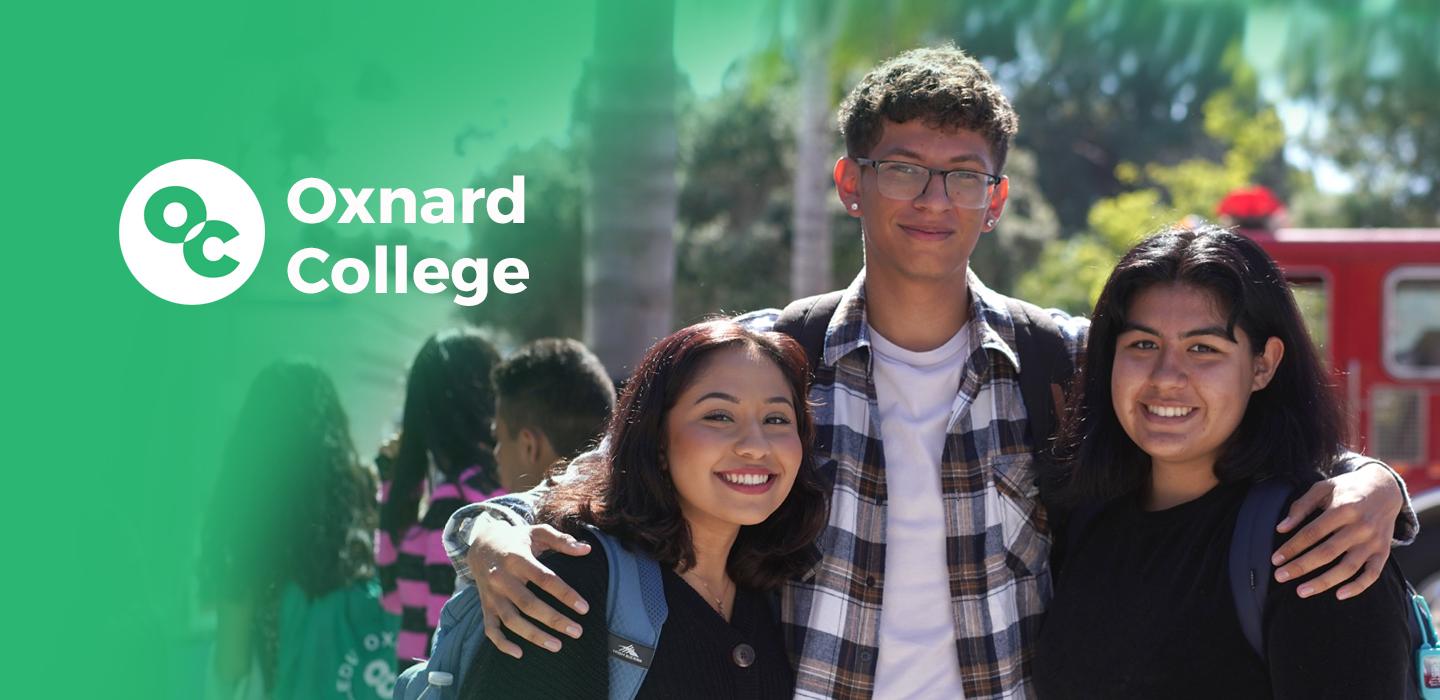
[860,650,874,664]
[866,576,876,587]
[732,643,756,668]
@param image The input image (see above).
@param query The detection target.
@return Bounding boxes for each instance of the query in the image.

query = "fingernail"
[544,639,561,651]
[1336,589,1354,601]
[509,648,523,659]
[1275,569,1291,582]
[566,624,582,638]
[1271,553,1286,565]
[571,540,588,549]
[1298,585,1314,597]
[1275,518,1292,531]
[575,599,590,614]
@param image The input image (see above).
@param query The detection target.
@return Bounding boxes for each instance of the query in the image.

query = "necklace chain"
[680,569,731,617]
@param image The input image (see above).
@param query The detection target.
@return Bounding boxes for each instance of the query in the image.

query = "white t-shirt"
[869,323,970,700]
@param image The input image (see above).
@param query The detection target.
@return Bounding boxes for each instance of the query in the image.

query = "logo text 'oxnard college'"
[119,159,265,305]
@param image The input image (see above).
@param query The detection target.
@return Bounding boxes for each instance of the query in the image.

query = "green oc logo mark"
[143,185,242,278]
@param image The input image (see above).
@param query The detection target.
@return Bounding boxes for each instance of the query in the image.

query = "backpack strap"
[1004,297,1079,562]
[589,526,669,700]
[1003,298,1073,466]
[774,291,844,376]
[393,582,488,699]
[1232,481,1431,699]
[1229,479,1295,659]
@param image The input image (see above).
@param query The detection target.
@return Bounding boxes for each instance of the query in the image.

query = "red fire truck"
[1238,223,1440,599]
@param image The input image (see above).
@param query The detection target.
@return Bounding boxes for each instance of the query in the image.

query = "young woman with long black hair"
[1034,226,1412,698]
[376,328,505,666]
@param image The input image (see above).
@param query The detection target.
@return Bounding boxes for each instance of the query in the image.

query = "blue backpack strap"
[392,582,486,700]
[587,526,669,700]
[1229,479,1295,659]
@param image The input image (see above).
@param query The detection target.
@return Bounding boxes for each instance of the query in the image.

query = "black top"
[1034,481,1412,699]
[460,529,794,699]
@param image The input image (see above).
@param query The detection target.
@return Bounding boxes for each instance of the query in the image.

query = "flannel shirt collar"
[819,267,1023,374]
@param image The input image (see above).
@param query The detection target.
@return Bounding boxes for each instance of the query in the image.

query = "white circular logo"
[119,159,264,305]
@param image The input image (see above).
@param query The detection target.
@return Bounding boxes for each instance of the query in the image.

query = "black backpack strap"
[1229,479,1295,660]
[1004,298,1074,455]
[774,291,844,374]
[1005,299,1076,530]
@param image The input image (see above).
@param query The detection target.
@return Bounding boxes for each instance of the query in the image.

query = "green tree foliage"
[969,148,1060,296]
[1017,56,1288,314]
[464,141,585,341]
[674,88,795,321]
[1243,0,1440,227]
[925,0,1249,233]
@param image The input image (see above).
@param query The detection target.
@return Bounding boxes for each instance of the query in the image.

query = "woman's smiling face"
[663,344,804,538]
[1110,282,1283,476]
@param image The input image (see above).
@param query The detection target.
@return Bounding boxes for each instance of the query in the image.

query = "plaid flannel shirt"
[447,269,1084,699]
[442,267,1416,700]
[757,270,1085,699]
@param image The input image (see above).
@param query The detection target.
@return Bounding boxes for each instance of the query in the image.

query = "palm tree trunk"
[583,0,679,377]
[789,0,834,299]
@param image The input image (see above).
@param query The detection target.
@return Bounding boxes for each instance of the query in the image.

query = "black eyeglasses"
[854,158,1001,209]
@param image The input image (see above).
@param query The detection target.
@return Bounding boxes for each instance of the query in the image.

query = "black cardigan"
[460,529,794,699]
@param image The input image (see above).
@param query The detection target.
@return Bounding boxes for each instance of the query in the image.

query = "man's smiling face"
[836,118,1009,287]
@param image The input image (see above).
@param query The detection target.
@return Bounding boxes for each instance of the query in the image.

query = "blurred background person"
[491,337,617,492]
[199,361,395,700]
[376,327,505,668]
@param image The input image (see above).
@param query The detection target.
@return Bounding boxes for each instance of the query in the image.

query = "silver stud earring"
[986,218,996,227]
[850,203,859,211]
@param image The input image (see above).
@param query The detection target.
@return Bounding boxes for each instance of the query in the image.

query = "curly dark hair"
[1057,224,1347,505]
[838,44,1019,173]
[536,320,828,591]
[492,337,616,460]
[198,360,378,690]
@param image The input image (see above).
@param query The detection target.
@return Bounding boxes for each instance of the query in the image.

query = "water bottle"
[416,670,453,699]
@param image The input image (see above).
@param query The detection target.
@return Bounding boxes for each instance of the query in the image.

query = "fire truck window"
[1388,276,1440,375]
[1289,277,1329,358]
[1371,387,1424,464]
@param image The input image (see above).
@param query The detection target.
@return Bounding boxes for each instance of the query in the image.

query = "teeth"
[1146,405,1194,418]
[721,472,770,486]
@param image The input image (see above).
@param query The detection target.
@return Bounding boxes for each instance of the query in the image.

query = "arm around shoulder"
[443,457,596,579]
[1331,451,1418,545]
[1265,545,1414,698]
[457,531,612,699]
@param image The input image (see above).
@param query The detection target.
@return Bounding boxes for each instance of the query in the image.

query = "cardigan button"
[732,643,756,668]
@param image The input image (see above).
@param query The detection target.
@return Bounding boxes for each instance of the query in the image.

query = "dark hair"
[838,44,1019,173]
[198,360,377,690]
[536,320,828,591]
[380,328,501,541]
[492,338,616,460]
[1058,224,1346,505]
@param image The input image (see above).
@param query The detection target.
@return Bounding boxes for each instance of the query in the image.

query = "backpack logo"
[608,634,655,668]
[119,159,265,304]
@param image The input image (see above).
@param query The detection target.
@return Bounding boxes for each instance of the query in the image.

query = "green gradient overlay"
[10,1,1434,697]
[7,1,760,696]
[8,1,777,694]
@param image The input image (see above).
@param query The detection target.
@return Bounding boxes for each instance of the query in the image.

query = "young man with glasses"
[440,46,1414,699]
